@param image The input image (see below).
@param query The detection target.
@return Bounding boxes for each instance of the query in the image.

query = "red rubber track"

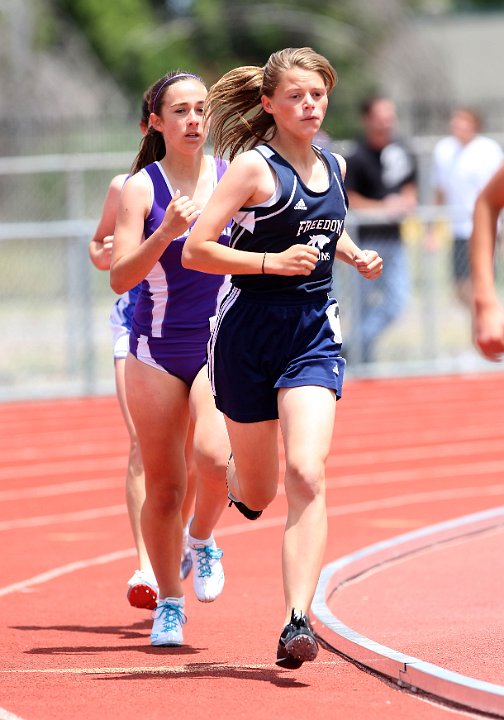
[1,373,503,720]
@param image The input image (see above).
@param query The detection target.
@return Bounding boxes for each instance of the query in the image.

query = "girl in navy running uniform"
[183,48,382,668]
[111,72,231,647]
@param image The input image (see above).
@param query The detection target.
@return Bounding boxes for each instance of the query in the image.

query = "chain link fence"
[1,144,503,401]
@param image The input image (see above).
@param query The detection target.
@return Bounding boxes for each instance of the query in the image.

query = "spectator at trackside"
[345,96,418,363]
[432,107,503,308]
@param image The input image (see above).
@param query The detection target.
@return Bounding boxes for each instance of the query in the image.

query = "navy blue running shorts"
[208,288,346,423]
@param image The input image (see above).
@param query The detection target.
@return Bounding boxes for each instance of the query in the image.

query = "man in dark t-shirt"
[345,97,418,363]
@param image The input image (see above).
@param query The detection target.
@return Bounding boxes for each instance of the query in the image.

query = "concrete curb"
[312,506,504,717]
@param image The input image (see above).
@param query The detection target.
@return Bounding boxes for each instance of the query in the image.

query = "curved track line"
[312,506,504,718]
[0,709,27,720]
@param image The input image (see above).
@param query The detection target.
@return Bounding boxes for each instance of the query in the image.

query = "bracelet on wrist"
[261,252,267,274]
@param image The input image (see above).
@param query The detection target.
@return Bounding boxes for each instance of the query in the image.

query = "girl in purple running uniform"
[111,72,230,647]
[89,89,198,610]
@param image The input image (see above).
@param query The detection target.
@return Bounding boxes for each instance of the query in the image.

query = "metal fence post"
[65,168,95,394]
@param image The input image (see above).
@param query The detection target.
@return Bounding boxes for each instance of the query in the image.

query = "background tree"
[54,0,503,138]
[54,0,423,138]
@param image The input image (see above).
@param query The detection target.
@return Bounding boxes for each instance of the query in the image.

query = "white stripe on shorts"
[135,335,168,373]
[207,286,241,396]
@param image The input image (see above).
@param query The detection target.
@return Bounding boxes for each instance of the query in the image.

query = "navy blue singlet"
[208,144,348,422]
[230,143,348,296]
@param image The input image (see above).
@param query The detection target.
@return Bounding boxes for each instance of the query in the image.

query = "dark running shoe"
[227,492,263,521]
[276,610,319,669]
[226,454,263,521]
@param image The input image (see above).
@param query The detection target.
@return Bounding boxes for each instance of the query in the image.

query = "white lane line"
[1,441,126,463]
[0,549,136,598]
[0,478,122,502]
[325,438,504,468]
[334,423,504,448]
[324,460,504,488]
[0,505,126,532]
[326,483,504,515]
[312,506,504,717]
[0,457,124,482]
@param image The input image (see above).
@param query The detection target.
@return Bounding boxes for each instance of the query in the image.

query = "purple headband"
[151,73,201,113]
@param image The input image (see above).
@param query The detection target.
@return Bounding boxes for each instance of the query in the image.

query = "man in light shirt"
[432,107,503,307]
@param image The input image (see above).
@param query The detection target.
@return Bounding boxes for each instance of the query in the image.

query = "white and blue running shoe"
[150,597,187,646]
[189,535,225,603]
